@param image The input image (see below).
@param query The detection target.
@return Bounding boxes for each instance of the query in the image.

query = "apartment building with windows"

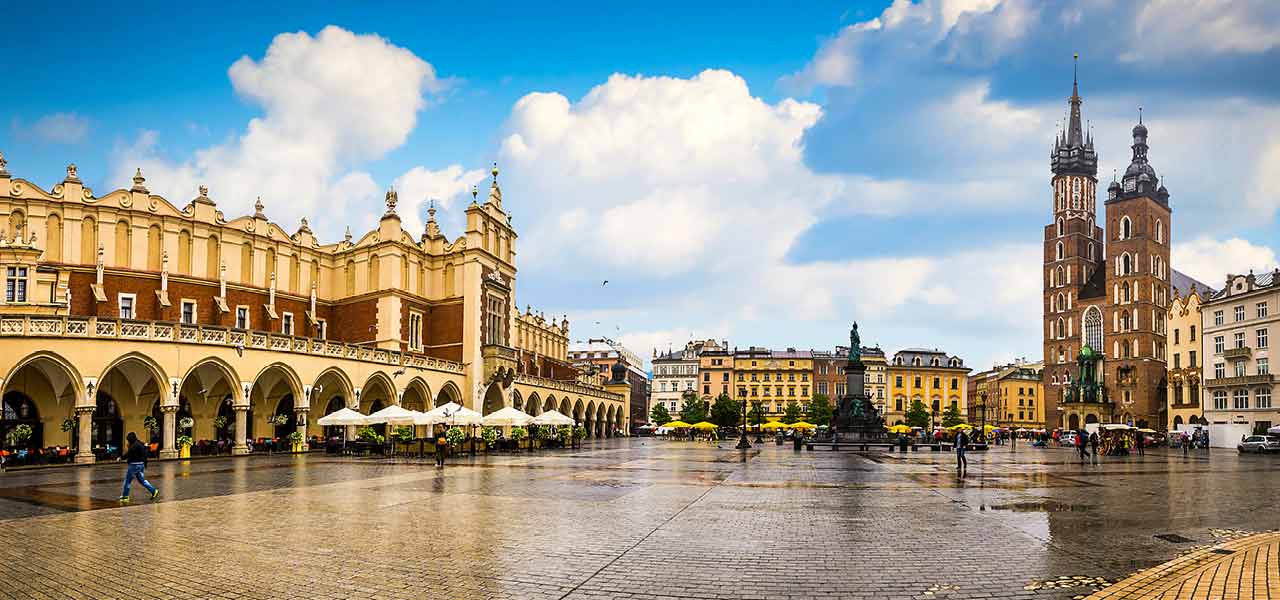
[1202,271,1279,433]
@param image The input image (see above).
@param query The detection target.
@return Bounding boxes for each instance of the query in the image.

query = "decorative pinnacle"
[471,185,478,202]
[254,197,265,218]
[344,225,352,243]
[199,185,209,198]
[385,187,398,214]
[65,163,79,181]
[491,161,499,181]
[427,198,437,219]
[0,151,8,176]
[131,168,148,193]
[1138,105,1143,124]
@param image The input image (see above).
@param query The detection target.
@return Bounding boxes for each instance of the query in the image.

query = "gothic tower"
[1102,112,1172,428]
[1043,56,1103,429]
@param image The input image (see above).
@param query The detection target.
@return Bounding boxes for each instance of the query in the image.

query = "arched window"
[1122,253,1133,275]
[345,260,356,295]
[45,213,62,262]
[1088,242,1094,260]
[1054,266,1064,288]
[290,254,301,292]
[206,234,220,279]
[1083,306,1102,349]
[177,230,192,274]
[368,254,380,291]
[1055,241,1064,261]
[1155,219,1164,243]
[240,242,253,283]
[114,220,131,267]
[264,247,277,286]
[81,216,98,264]
[147,224,162,271]
[1120,216,1132,240]
[1119,310,1130,331]
[1055,317,1065,339]
[1056,218,1064,237]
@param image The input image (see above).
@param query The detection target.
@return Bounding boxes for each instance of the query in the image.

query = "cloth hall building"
[0,156,628,463]
[1041,62,1207,431]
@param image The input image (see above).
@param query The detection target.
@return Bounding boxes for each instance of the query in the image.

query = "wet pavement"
[0,440,1275,599]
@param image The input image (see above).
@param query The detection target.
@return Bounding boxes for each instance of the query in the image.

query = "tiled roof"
[1170,268,1216,299]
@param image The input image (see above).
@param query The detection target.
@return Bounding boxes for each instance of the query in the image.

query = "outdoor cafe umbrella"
[364,404,419,425]
[316,407,367,426]
[690,421,718,430]
[663,420,693,429]
[759,421,788,430]
[531,409,576,427]
[447,406,484,427]
[1100,423,1132,431]
[886,424,913,434]
[482,406,533,427]
[1269,426,1280,435]
[789,421,818,430]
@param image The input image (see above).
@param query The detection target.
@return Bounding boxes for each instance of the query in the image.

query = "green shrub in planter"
[572,425,587,440]
[176,435,194,448]
[60,417,76,432]
[287,431,304,444]
[6,424,33,447]
[481,426,499,445]
[445,426,465,447]
[356,426,384,444]
[179,417,194,432]
[510,427,528,443]
[534,425,553,441]
[143,416,159,433]
[556,426,572,444]
[212,416,228,430]
[393,425,415,443]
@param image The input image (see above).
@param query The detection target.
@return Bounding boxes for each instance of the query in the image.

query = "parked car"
[1059,432,1078,447]
[1237,435,1280,454]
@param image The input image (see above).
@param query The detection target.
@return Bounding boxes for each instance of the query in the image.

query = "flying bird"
[602,280,608,286]
[392,368,406,378]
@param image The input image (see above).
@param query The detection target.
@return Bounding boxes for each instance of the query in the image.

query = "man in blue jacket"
[119,432,159,503]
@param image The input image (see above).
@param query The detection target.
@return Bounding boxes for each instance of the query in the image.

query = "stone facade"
[887,348,970,426]
[1166,287,1206,430]
[0,159,626,462]
[1202,271,1279,433]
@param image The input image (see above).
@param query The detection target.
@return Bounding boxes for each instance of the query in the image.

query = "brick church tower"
[1042,57,1102,429]
[1102,111,1172,428]
[1042,57,1173,431]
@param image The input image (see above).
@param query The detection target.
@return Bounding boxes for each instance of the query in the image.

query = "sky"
[3,0,1279,371]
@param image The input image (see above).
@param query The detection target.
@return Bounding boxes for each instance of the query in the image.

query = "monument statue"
[847,322,861,363]
[834,320,884,439]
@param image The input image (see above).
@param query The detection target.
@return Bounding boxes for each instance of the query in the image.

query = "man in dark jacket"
[119,432,158,503]
[955,429,969,475]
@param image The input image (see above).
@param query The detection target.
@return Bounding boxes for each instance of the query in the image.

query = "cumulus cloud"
[13,112,90,144]
[113,26,449,240]
[1174,237,1279,286]
[500,70,843,275]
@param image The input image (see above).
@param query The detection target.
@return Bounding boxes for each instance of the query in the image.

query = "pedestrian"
[1076,429,1088,463]
[1182,432,1190,456]
[1136,431,1145,456]
[434,426,447,467]
[1089,431,1100,463]
[1010,431,1016,449]
[955,428,969,474]
[118,432,158,503]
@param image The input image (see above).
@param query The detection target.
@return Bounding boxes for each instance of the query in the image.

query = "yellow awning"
[790,421,818,430]
[691,421,718,430]
[663,421,692,428]
[760,421,788,430]
[886,424,913,434]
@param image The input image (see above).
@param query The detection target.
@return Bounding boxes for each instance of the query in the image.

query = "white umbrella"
[419,402,484,426]
[1267,426,1280,435]
[531,409,575,427]
[449,406,484,426]
[316,407,367,426]
[365,404,419,425]
[482,406,533,427]
[1100,423,1132,431]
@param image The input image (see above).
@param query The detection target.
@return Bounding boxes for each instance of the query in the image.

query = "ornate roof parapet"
[296,216,312,236]
[192,184,216,206]
[64,164,81,183]
[0,151,9,178]
[382,187,399,219]
[130,168,149,194]
[422,199,442,242]
[253,197,266,219]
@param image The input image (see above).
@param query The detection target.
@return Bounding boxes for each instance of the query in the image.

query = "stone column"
[159,405,179,460]
[232,406,249,455]
[74,406,95,464]
[294,407,309,452]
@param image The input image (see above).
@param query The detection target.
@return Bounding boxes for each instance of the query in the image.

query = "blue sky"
[3,0,1279,370]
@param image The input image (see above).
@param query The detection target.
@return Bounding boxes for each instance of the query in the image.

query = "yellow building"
[887,348,970,426]
[734,348,813,419]
[698,344,733,400]
[862,349,889,418]
[968,360,1044,429]
[1166,286,1206,431]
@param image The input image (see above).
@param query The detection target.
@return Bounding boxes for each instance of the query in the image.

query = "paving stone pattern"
[0,441,1275,599]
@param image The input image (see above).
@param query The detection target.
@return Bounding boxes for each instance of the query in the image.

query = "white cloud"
[392,165,488,233]
[14,112,90,144]
[1174,237,1279,286]
[114,26,447,241]
[500,69,842,275]
[1128,0,1280,61]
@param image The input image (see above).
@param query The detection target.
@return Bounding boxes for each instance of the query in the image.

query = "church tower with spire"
[1043,55,1104,429]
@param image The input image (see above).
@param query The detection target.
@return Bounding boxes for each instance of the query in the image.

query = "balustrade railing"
[0,314,466,374]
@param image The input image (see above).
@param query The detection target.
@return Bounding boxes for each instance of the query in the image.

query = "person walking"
[955,428,970,475]
[1136,431,1145,456]
[434,426,447,467]
[118,432,158,503]
[1089,431,1100,463]
[1076,429,1088,463]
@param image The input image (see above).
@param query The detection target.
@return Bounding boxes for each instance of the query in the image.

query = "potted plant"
[179,416,194,433]
[5,424,33,449]
[270,414,290,427]
[287,430,305,453]
[533,425,552,448]
[176,435,194,459]
[510,426,528,450]
[356,426,384,445]
[572,425,587,441]
[556,425,572,446]
[143,415,159,441]
[481,426,499,451]
[61,417,76,446]
[445,426,465,449]
[393,425,415,454]
[212,415,229,440]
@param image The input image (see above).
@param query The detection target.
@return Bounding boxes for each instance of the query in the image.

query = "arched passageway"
[482,384,504,415]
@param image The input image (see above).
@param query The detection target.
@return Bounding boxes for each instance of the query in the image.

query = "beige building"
[0,157,627,462]
[968,360,1044,430]
[1166,285,1207,430]
[1202,271,1279,433]
[887,349,970,426]
[734,348,813,419]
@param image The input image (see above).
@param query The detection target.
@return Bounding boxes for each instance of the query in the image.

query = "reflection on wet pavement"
[0,440,1274,599]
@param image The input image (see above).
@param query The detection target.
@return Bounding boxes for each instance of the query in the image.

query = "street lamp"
[736,393,751,449]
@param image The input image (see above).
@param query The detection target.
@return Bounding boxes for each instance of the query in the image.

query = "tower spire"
[1066,53,1084,147]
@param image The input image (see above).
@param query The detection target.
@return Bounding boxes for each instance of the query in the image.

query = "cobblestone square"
[0,441,1275,599]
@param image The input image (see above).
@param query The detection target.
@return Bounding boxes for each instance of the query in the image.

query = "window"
[895,376,903,387]
[1258,388,1272,409]
[932,377,940,388]
[1055,241,1063,261]
[762,373,770,382]
[1189,350,1197,367]
[1173,354,1181,369]
[703,372,709,382]
[950,378,958,390]
[408,311,423,350]
[1235,306,1245,322]
[1233,389,1249,410]
[1258,358,1269,375]
[236,306,250,330]
[117,293,136,319]
[1191,325,1197,341]
[1258,329,1269,349]
[4,266,27,303]
[703,385,710,395]
[180,300,197,325]
[281,312,295,336]
[1213,390,1228,410]
[1235,332,1246,349]
[1235,362,1246,377]
[1174,329,1180,345]
[788,373,796,382]
[913,376,921,388]
[1214,310,1224,326]
[1056,218,1064,237]
[1259,302,1269,319]
[1120,216,1131,239]
[1214,336,1225,354]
